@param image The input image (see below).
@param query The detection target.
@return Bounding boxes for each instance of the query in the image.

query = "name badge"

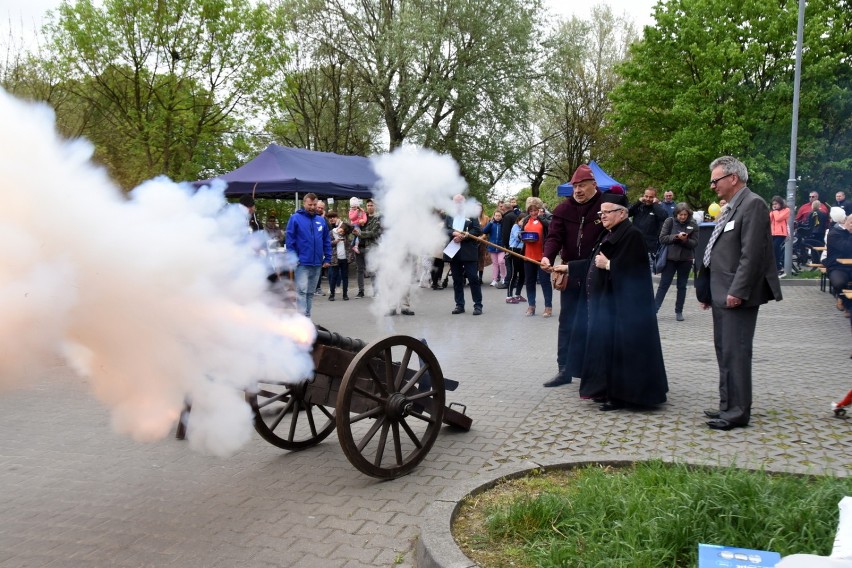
[724,220,735,232]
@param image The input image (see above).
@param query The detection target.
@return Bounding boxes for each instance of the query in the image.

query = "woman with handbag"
[654,203,698,321]
[520,197,553,317]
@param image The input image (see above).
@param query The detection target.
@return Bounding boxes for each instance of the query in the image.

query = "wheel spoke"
[406,410,437,425]
[406,389,438,402]
[356,416,386,452]
[288,399,302,441]
[315,404,334,421]
[352,385,384,404]
[257,388,292,409]
[373,422,390,466]
[399,418,423,449]
[304,403,318,438]
[394,347,414,390]
[383,348,395,391]
[350,406,383,424]
[365,362,390,397]
[400,365,428,395]
[269,396,295,431]
[392,422,403,465]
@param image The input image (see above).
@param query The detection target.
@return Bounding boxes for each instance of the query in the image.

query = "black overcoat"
[567,219,668,406]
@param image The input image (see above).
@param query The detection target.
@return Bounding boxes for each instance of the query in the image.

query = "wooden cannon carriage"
[179,327,472,479]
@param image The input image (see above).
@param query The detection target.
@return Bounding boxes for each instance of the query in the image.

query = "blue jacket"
[285,209,331,267]
[482,221,502,253]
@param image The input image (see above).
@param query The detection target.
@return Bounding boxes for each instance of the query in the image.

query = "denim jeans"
[295,264,323,317]
[524,261,552,308]
[329,260,349,297]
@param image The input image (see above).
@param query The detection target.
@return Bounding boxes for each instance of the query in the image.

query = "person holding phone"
[654,203,698,321]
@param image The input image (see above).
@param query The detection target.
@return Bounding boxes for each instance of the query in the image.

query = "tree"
[44,0,286,189]
[288,0,540,201]
[519,6,636,197]
[261,24,382,157]
[607,0,851,207]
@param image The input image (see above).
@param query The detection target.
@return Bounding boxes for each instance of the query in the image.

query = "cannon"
[178,327,472,479]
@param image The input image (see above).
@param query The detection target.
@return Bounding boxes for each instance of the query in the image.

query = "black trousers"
[712,305,759,425]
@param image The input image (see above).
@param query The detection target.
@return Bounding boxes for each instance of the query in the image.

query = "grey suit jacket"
[708,187,783,308]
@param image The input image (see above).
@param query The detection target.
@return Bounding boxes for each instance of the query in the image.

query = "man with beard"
[550,202,668,410]
[540,164,608,387]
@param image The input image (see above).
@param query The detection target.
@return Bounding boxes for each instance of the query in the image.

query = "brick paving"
[1,277,850,567]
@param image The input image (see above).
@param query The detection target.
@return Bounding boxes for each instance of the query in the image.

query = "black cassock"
[566,219,668,407]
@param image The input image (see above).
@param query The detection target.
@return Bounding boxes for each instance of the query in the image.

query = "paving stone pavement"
[1,277,851,567]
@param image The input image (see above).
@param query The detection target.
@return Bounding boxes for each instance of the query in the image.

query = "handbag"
[653,244,669,274]
[695,264,712,304]
[551,267,569,291]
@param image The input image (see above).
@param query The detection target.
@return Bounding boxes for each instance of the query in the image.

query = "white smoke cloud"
[367,146,474,319]
[0,89,315,456]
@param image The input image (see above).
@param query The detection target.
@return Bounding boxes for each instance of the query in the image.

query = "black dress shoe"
[599,402,623,411]
[591,397,607,403]
[703,409,721,419]
[401,309,415,316]
[707,419,746,431]
[543,374,572,387]
[472,307,482,316]
[452,306,465,314]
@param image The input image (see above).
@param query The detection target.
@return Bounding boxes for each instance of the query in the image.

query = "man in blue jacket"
[285,193,332,317]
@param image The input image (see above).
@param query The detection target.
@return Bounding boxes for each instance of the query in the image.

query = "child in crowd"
[327,212,353,301]
[348,197,367,254]
[506,216,526,303]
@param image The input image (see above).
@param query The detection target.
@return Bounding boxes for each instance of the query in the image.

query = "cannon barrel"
[314,327,368,353]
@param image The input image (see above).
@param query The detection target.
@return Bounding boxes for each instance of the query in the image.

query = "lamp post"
[784,0,806,276]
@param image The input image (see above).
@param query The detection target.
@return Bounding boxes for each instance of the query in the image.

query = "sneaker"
[496,281,508,289]
[356,291,365,298]
[505,297,519,304]
[315,289,325,296]
[516,295,527,303]
[472,307,482,316]
[452,306,465,314]
[343,294,349,301]
[490,280,497,287]
[328,294,335,301]
[676,312,684,321]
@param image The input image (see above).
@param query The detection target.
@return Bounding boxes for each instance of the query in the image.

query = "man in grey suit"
[700,156,783,430]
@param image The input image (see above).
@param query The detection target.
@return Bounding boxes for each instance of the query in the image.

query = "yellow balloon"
[708,202,721,218]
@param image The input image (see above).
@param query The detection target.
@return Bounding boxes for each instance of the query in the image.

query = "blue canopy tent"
[557,160,625,197]
[194,144,378,199]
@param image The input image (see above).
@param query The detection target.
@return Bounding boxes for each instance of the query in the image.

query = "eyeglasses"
[710,173,735,186]
[809,195,818,200]
[597,209,623,217]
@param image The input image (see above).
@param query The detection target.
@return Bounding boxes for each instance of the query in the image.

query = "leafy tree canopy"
[607,0,851,209]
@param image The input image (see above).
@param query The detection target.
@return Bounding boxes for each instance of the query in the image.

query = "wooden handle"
[462,232,547,268]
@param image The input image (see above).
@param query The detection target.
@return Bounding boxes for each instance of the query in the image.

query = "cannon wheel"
[336,335,445,479]
[246,378,336,451]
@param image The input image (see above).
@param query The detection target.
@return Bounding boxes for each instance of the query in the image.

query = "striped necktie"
[703,207,730,267]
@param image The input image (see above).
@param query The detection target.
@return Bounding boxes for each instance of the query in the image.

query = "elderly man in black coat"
[551,199,668,411]
[444,194,484,315]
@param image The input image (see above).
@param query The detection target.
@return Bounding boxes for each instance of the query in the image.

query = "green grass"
[454,461,852,568]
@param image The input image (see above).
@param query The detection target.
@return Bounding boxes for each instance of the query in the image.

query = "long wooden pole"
[462,232,546,268]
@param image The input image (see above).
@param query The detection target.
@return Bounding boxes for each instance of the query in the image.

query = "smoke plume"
[367,147,477,319]
[0,89,315,457]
